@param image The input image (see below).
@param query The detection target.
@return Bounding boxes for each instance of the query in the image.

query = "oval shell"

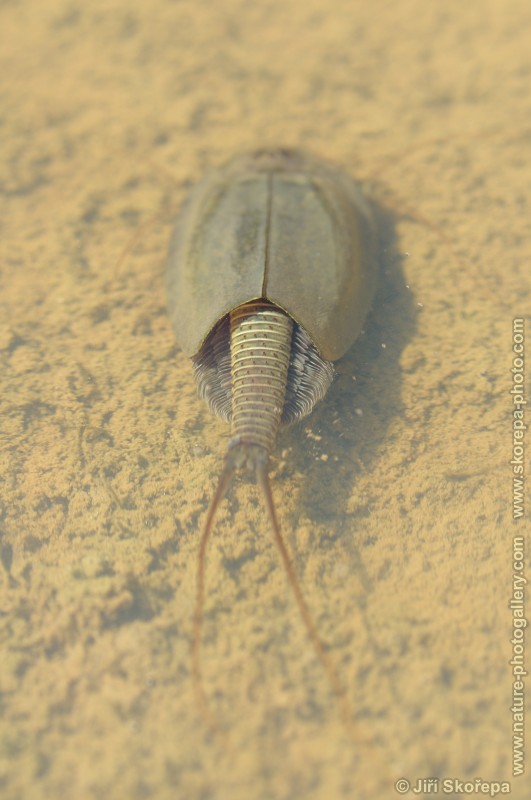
[166,149,377,361]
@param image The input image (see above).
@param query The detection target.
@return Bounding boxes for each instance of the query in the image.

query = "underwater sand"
[1,1,529,798]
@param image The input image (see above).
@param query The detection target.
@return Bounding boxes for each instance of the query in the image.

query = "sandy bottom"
[0,1,529,798]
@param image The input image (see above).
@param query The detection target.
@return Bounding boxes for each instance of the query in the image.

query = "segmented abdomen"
[192,301,335,441]
[229,301,293,452]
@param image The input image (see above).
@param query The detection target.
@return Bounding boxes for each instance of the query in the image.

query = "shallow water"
[1,1,529,798]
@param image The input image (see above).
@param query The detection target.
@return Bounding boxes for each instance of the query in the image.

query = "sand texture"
[0,1,529,798]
